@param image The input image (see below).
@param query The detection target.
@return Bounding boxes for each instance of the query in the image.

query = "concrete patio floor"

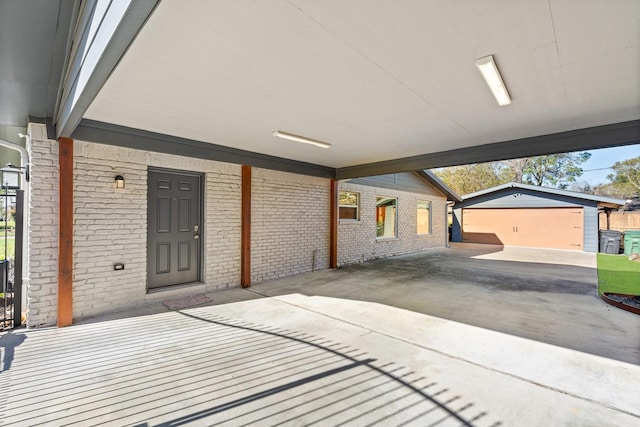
[249,243,640,365]
[1,244,639,426]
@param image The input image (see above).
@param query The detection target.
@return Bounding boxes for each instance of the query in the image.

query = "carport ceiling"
[83,0,640,174]
[20,1,640,177]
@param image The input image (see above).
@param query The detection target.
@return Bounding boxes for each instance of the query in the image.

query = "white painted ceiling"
[85,0,640,168]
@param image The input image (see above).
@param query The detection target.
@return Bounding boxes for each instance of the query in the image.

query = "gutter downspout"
[0,137,29,167]
[446,201,454,247]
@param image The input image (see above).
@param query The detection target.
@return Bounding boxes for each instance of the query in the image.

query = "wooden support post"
[330,179,338,269]
[241,165,251,287]
[58,137,73,327]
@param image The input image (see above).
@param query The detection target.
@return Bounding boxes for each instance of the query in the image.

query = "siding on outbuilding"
[583,205,599,252]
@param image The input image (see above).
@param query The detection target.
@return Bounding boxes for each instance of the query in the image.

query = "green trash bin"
[624,230,640,255]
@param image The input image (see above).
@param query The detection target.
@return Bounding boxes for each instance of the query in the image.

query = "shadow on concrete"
[5,310,499,426]
[249,246,639,365]
[139,311,498,427]
[0,329,27,372]
[76,245,638,365]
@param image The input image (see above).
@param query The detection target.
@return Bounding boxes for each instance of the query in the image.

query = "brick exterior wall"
[25,123,59,327]
[338,181,447,266]
[24,128,445,325]
[71,141,242,320]
[251,168,330,283]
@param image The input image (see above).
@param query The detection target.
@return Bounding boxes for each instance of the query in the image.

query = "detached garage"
[451,183,625,252]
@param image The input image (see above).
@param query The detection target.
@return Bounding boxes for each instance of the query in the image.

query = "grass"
[596,253,640,296]
[0,235,15,261]
[0,220,15,230]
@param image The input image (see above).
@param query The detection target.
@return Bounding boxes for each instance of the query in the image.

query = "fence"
[1,258,15,329]
[1,188,23,330]
[599,211,640,232]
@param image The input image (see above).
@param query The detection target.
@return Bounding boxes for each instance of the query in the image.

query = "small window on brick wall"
[376,196,397,238]
[339,191,359,220]
[417,200,431,235]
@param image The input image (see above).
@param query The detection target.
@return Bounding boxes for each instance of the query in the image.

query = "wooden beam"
[58,137,73,327]
[241,165,251,287]
[330,179,338,269]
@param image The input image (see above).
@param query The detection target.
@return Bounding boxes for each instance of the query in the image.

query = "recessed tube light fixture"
[475,55,511,106]
[272,130,332,149]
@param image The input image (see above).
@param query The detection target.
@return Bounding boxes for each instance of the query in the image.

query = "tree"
[500,152,590,188]
[434,152,591,195]
[433,163,504,195]
[498,158,530,183]
[607,156,640,197]
[568,181,594,194]
[592,182,632,199]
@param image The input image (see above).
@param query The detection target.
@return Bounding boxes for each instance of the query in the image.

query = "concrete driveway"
[1,244,639,426]
[253,243,640,365]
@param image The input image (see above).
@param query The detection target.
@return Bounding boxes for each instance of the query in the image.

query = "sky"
[579,144,640,186]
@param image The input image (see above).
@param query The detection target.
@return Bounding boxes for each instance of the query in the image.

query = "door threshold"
[147,281,205,295]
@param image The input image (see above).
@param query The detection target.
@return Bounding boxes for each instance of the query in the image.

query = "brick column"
[25,123,59,327]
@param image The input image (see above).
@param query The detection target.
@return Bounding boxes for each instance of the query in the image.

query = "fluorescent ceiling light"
[475,55,512,106]
[272,130,332,149]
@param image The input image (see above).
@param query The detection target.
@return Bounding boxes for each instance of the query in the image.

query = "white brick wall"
[251,169,330,283]
[338,181,447,266]
[26,123,59,327]
[25,131,445,325]
[72,141,241,320]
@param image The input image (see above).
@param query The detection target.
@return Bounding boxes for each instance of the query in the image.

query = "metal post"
[13,190,23,326]
[2,185,6,327]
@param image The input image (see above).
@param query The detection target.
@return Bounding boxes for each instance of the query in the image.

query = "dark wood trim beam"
[58,137,74,327]
[330,179,338,269]
[73,119,336,179]
[241,165,251,287]
[337,120,640,179]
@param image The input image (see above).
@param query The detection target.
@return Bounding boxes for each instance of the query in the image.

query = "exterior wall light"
[1,164,24,189]
[115,175,125,189]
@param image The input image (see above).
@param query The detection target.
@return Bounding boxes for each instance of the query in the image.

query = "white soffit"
[84,0,640,168]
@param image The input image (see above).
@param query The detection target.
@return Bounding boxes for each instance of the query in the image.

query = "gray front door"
[147,169,202,289]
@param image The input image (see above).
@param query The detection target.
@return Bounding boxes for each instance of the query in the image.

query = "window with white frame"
[339,191,359,220]
[376,196,397,238]
[417,200,431,235]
